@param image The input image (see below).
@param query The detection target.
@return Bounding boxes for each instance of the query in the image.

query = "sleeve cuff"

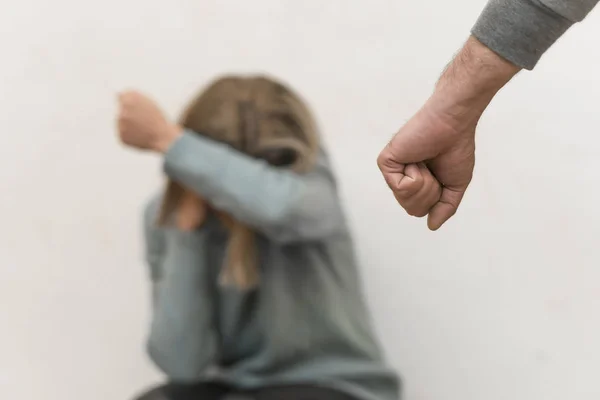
[471,0,574,70]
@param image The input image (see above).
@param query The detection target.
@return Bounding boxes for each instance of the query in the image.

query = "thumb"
[427,186,464,230]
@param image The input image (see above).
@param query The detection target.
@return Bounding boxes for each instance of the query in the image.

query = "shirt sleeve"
[142,197,219,381]
[471,0,599,70]
[162,130,347,244]
[143,196,165,286]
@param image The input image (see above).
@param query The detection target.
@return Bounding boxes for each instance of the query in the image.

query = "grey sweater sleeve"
[471,0,599,70]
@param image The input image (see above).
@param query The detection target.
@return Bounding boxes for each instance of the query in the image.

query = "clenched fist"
[380,158,444,223]
[378,37,518,230]
[377,105,474,231]
[116,90,182,153]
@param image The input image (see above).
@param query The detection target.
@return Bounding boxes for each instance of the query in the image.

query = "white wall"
[1,1,598,399]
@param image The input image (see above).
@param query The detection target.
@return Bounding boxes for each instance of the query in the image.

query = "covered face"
[178,75,320,172]
[158,74,321,289]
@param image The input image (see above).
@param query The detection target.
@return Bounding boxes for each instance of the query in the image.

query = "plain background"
[1,1,598,399]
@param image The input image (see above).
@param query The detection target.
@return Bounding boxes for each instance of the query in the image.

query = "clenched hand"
[378,37,519,230]
[116,90,182,153]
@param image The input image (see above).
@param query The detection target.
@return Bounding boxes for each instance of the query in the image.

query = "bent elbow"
[147,333,216,381]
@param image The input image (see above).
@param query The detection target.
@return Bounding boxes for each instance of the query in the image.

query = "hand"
[176,192,207,231]
[116,90,182,153]
[387,161,444,219]
[378,36,519,230]
[378,102,476,231]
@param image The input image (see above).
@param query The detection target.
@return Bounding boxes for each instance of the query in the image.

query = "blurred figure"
[116,75,411,400]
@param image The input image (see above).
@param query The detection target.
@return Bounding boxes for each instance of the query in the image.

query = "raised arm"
[118,91,347,243]
[162,130,346,243]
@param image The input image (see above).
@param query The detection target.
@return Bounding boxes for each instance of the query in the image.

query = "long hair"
[157,75,320,289]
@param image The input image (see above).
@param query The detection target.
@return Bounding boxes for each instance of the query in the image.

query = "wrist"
[429,36,520,126]
[154,124,183,153]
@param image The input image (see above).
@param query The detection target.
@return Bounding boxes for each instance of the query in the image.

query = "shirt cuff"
[471,0,574,70]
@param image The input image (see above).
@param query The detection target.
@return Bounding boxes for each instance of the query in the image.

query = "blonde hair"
[158,75,320,289]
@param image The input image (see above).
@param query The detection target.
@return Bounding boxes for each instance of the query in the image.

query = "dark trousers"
[134,382,358,400]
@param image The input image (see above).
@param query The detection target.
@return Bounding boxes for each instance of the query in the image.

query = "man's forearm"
[428,37,520,126]
[427,0,598,128]
[472,0,599,70]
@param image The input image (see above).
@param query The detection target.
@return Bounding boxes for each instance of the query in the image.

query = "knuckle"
[413,177,424,190]
[376,152,389,171]
[394,186,412,198]
[407,208,427,218]
[382,173,396,191]
[404,178,421,193]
